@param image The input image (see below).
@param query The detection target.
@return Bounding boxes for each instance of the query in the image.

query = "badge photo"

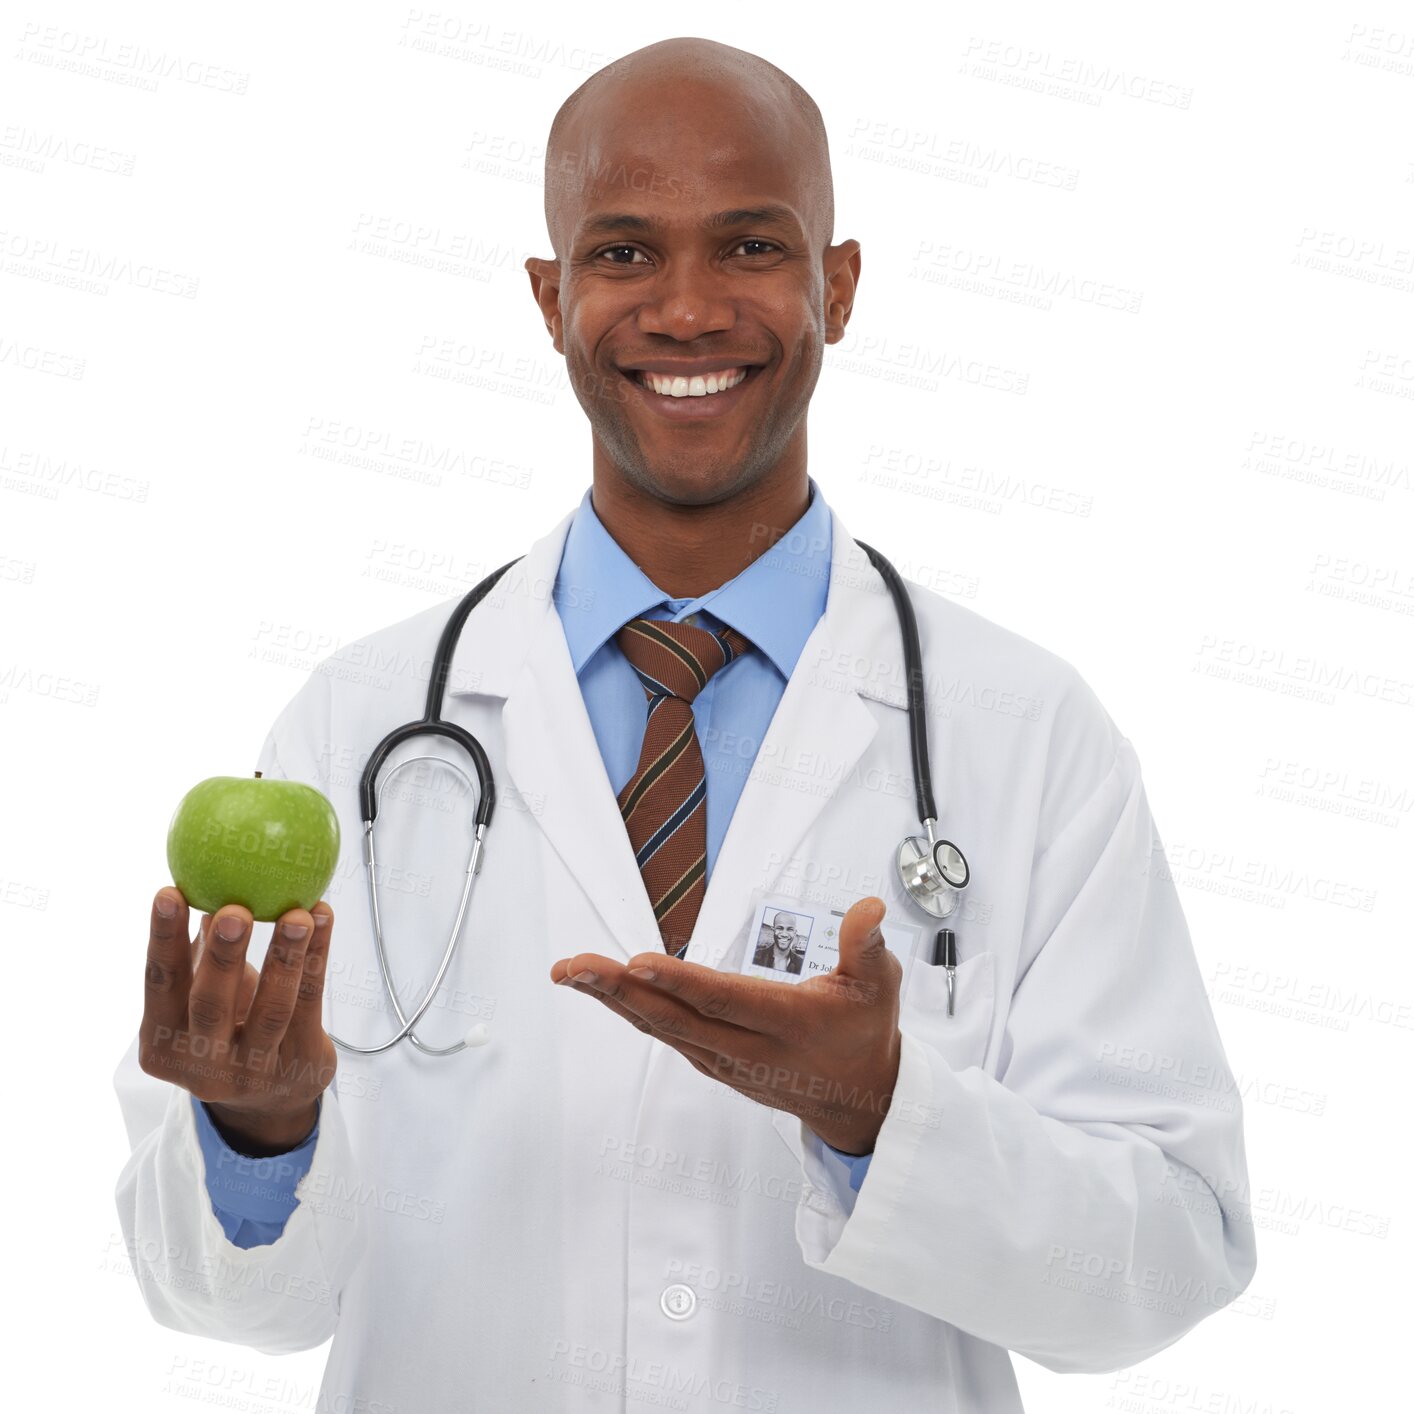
[740,891,924,986]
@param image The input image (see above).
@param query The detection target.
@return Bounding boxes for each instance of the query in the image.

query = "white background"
[4,2,1410,1409]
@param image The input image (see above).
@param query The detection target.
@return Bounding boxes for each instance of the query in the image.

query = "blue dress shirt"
[194,475,871,1247]
[192,1097,322,1245]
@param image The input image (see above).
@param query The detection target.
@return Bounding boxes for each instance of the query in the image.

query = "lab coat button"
[660,1283,697,1320]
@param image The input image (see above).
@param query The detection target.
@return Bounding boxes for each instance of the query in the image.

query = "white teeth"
[637,367,749,398]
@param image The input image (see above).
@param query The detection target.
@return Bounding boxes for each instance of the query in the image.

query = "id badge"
[739,889,925,986]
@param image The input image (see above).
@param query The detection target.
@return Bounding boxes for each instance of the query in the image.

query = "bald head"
[543,37,834,259]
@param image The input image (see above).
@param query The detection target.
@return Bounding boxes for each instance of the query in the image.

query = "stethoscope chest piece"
[897,829,970,918]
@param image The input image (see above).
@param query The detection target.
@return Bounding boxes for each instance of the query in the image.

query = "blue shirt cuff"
[192,1095,321,1235]
[822,1139,874,1193]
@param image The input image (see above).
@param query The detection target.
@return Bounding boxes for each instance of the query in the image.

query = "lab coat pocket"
[899,952,996,1074]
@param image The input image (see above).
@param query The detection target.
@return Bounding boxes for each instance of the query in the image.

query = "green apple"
[167,773,340,921]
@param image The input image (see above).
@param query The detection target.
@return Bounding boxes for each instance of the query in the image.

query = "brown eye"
[600,246,647,264]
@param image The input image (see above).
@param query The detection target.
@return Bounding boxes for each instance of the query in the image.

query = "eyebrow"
[579,204,801,239]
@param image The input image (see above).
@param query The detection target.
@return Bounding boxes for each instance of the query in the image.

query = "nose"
[635,260,736,341]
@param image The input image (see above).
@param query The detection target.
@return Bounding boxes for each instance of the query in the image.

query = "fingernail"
[628,967,657,980]
[571,970,599,987]
[216,914,246,941]
[282,923,309,941]
[155,893,177,918]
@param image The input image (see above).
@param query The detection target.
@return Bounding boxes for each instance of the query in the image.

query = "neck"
[588,461,811,601]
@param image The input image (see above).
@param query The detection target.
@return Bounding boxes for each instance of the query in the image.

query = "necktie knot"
[615,616,752,707]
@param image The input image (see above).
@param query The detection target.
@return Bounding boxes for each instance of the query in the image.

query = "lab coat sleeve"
[112,670,369,1353]
[777,675,1258,1374]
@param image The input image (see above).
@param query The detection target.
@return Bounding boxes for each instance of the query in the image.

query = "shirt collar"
[553,475,832,682]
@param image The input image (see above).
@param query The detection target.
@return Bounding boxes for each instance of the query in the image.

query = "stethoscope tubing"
[854,540,937,827]
[332,556,519,1055]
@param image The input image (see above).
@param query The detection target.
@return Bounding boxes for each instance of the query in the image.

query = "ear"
[524,255,564,355]
[822,239,862,344]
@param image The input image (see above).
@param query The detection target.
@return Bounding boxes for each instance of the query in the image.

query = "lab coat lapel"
[444,505,660,963]
[687,509,903,969]
[501,604,663,963]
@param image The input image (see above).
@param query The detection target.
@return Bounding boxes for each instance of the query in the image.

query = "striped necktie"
[615,615,752,958]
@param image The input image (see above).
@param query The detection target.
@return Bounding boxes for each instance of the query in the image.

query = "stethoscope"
[329,541,970,1057]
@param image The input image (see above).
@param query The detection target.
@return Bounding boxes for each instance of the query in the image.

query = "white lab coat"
[113,501,1257,1413]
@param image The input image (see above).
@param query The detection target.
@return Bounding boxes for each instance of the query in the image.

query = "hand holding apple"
[141,887,338,1155]
[142,772,344,1155]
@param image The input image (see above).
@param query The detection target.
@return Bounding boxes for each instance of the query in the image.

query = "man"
[752,911,807,974]
[115,36,1256,1413]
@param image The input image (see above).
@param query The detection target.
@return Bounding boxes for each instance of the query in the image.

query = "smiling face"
[527,42,860,508]
[772,915,799,950]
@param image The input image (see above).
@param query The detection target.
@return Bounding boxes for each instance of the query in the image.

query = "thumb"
[835,896,890,977]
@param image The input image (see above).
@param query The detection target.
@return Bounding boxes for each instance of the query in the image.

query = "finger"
[834,896,892,979]
[243,906,316,1048]
[142,887,193,1059]
[192,911,212,967]
[549,950,619,986]
[187,904,254,1039]
[564,961,758,1051]
[286,901,334,1053]
[563,975,738,1069]
[235,959,260,1023]
[614,953,797,1033]
[194,912,262,1016]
